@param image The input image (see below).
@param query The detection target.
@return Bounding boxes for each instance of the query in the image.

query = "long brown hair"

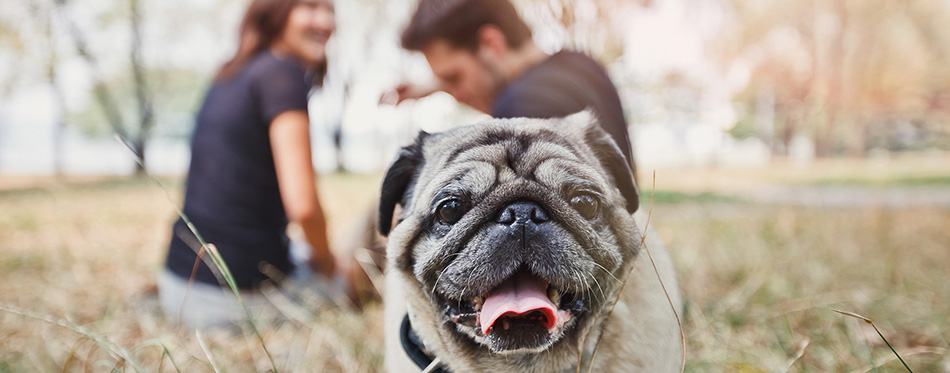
[216,0,327,85]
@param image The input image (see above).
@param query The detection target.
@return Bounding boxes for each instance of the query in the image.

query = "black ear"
[378,132,429,236]
[583,123,639,214]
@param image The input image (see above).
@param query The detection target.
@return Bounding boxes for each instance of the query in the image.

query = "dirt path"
[737,185,950,207]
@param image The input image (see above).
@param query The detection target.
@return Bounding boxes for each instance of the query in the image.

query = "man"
[387,0,637,180]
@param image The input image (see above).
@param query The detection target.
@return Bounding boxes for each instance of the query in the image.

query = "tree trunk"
[55,0,149,175]
[818,0,848,157]
[130,0,152,175]
[755,88,775,151]
[46,11,67,178]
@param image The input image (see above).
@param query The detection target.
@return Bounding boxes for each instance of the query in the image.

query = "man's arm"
[379,81,445,105]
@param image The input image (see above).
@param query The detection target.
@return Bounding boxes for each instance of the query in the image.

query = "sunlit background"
[2,0,947,175]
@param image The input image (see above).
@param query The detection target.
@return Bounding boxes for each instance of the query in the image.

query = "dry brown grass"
[662,202,950,372]
[0,165,948,372]
[0,175,384,372]
[648,152,950,192]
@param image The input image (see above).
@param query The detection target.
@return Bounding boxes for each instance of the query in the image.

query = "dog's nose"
[495,201,550,225]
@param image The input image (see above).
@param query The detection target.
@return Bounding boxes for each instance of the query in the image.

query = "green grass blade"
[115,135,279,372]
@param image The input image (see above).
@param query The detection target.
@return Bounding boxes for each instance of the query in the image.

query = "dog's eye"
[437,199,466,225]
[569,193,599,219]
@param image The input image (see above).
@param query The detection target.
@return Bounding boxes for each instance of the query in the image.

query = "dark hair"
[216,0,327,85]
[401,0,532,52]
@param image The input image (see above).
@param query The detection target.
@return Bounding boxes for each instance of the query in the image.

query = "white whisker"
[431,264,453,294]
[586,271,606,302]
[591,262,620,283]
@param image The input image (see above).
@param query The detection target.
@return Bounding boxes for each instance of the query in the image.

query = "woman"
[160,0,341,328]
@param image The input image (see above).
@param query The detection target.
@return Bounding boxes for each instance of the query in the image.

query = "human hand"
[307,254,337,278]
[378,81,441,105]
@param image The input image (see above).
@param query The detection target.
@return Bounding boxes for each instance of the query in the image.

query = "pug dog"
[379,111,682,372]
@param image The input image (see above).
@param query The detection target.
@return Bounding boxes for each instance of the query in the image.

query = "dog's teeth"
[472,296,484,311]
[547,287,561,304]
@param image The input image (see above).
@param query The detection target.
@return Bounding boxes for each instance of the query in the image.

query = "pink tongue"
[480,272,558,335]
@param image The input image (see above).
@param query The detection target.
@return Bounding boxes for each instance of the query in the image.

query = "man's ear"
[378,132,429,236]
[475,24,508,58]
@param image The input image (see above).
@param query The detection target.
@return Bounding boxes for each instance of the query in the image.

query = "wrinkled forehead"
[417,127,608,201]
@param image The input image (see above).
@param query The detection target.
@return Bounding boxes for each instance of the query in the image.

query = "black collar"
[400,313,449,373]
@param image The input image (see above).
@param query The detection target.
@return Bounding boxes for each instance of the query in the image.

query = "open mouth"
[441,268,587,352]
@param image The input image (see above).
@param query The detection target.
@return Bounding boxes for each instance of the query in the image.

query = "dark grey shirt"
[492,51,635,178]
[166,51,310,288]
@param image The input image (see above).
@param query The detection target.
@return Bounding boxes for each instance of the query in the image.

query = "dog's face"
[379,112,641,360]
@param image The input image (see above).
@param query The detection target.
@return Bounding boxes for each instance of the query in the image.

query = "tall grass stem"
[0,303,145,372]
[115,135,278,371]
[833,309,913,372]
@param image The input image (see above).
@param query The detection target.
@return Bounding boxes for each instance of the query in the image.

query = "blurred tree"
[43,4,68,177]
[0,9,22,152]
[717,0,950,157]
[0,4,28,98]
[0,0,70,174]
[54,0,152,174]
[128,0,153,174]
[518,0,635,64]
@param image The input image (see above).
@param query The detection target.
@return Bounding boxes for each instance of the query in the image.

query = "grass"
[0,174,384,372]
[639,190,740,205]
[0,166,948,371]
[664,203,950,371]
[647,152,950,192]
[809,175,950,187]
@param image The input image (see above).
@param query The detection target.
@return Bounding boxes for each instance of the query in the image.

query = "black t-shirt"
[492,51,636,179]
[166,51,310,288]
